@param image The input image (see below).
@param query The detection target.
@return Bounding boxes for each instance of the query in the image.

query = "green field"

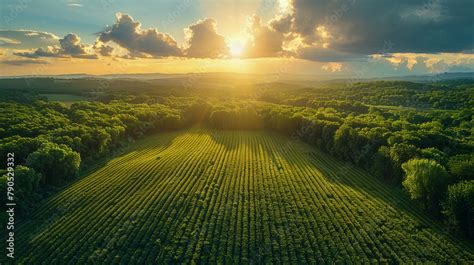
[39,93,87,106]
[15,128,473,264]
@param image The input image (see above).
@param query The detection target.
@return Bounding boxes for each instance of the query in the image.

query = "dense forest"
[0,78,473,239]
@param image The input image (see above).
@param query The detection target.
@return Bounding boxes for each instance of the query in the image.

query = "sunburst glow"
[230,39,244,57]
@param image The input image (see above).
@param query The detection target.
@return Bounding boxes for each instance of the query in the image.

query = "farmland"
[39,93,87,106]
[2,0,473,262]
[14,128,473,264]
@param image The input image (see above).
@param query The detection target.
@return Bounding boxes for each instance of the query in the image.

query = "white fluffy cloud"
[374,53,474,73]
[184,18,229,58]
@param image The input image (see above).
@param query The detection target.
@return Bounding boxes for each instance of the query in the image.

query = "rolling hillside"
[13,128,473,264]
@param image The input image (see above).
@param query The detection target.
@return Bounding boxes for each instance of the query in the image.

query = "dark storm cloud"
[98,13,182,58]
[284,0,473,60]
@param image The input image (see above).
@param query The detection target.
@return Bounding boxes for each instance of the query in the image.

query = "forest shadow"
[16,128,474,254]
[303,148,474,250]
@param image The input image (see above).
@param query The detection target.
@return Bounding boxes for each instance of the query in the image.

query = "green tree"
[443,180,474,238]
[14,166,42,200]
[390,143,419,165]
[447,154,474,182]
[26,142,81,185]
[0,136,43,166]
[420,147,447,165]
[390,143,420,183]
[371,146,395,183]
[402,159,449,212]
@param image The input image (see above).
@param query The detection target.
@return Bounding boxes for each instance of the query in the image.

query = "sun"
[230,39,244,57]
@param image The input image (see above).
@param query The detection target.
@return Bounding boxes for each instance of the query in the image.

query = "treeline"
[0,79,473,238]
[259,80,474,110]
[191,98,473,238]
[0,99,182,214]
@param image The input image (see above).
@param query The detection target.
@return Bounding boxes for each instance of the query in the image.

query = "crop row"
[14,128,473,264]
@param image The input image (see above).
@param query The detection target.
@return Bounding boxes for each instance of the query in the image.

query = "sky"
[0,0,473,77]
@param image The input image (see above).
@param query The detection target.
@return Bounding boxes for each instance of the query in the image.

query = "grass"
[12,128,473,264]
[39,93,86,106]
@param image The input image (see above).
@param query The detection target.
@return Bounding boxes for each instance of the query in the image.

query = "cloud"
[249,0,474,61]
[94,42,114,56]
[276,0,474,61]
[14,46,65,58]
[59,34,96,58]
[375,53,474,73]
[99,13,182,58]
[298,46,365,62]
[184,18,229,58]
[0,30,59,49]
[242,15,287,58]
[67,3,83,7]
[0,37,21,45]
[321,62,343,72]
[269,13,293,33]
[1,59,49,66]
[5,5,472,68]
[14,33,98,59]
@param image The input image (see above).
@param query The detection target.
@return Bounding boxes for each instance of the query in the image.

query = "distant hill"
[0,71,472,83]
[365,72,474,82]
[0,73,179,80]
